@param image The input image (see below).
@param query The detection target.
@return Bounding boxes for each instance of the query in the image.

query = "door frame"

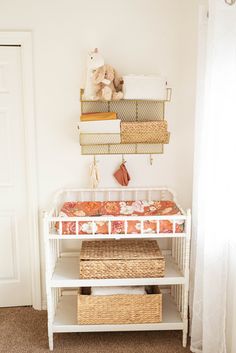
[0,31,41,309]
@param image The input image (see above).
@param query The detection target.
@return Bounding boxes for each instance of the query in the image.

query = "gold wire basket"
[79,88,171,155]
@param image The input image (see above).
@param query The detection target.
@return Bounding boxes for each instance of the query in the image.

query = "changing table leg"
[48,330,53,351]
[182,209,191,348]
[182,326,187,347]
[182,286,189,348]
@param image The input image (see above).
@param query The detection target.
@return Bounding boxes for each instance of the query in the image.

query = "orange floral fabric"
[56,200,184,235]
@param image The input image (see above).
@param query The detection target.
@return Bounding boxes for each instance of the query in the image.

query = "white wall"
[0,0,198,304]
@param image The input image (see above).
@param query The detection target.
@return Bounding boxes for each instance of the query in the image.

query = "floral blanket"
[56,200,184,235]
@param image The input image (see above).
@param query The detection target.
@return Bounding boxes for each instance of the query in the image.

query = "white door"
[0,46,32,307]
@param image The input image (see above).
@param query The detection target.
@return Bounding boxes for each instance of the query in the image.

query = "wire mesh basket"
[79,88,171,155]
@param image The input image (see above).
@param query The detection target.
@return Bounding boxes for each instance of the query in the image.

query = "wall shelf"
[79,88,171,156]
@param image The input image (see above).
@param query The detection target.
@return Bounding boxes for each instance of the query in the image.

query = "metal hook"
[149,154,154,166]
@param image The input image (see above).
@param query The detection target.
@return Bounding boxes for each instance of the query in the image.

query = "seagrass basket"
[79,240,165,279]
[121,121,170,144]
[77,286,162,325]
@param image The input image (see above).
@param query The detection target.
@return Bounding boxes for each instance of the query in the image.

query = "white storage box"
[78,119,121,134]
[123,75,167,100]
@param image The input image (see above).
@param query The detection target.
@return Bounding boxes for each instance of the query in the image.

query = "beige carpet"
[0,307,190,353]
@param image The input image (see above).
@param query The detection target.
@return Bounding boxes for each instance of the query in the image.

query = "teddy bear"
[93,64,123,101]
[84,48,123,101]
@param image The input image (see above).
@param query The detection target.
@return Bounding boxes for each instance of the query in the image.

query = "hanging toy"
[84,48,105,100]
[90,156,100,188]
[113,157,130,186]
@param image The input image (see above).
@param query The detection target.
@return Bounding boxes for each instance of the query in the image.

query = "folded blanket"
[80,112,117,121]
[91,286,146,296]
[78,119,121,134]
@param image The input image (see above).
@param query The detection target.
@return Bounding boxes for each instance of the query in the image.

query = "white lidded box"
[123,75,167,100]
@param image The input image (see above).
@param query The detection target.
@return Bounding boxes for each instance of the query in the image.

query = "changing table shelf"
[51,255,185,287]
[53,293,183,333]
[48,232,187,240]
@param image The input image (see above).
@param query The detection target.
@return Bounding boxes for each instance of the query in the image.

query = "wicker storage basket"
[79,240,165,279]
[121,121,170,144]
[77,286,162,324]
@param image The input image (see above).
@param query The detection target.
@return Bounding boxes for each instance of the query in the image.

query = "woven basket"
[77,286,162,325]
[79,240,165,279]
[121,121,169,144]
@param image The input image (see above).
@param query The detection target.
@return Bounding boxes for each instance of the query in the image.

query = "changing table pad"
[56,200,184,235]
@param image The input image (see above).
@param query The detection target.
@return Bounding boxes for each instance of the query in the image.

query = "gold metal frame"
[79,88,171,156]
[80,88,172,103]
[81,144,164,155]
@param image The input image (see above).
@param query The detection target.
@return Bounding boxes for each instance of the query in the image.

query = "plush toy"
[93,64,123,101]
[84,48,123,101]
[84,48,104,100]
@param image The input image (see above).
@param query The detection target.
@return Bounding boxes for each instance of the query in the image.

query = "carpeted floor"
[0,307,191,353]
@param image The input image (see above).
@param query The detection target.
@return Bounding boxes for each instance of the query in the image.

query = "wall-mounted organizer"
[79,88,172,155]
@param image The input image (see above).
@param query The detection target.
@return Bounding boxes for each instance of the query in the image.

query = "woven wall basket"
[77,286,162,325]
[121,120,170,144]
[79,239,165,279]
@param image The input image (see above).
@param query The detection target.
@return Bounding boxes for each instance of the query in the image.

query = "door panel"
[0,110,12,185]
[0,212,19,281]
[0,46,32,307]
